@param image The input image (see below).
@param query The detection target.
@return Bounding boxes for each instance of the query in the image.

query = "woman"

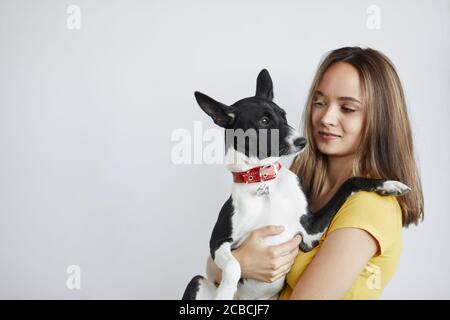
[207,47,424,299]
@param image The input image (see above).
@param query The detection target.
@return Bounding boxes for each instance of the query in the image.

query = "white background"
[0,0,449,299]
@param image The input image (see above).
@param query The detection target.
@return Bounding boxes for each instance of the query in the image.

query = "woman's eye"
[312,101,325,107]
[341,106,355,113]
[259,116,270,126]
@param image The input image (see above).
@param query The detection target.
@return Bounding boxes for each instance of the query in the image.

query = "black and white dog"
[182,69,410,300]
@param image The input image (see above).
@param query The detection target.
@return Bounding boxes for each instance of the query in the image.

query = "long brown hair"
[290,47,424,226]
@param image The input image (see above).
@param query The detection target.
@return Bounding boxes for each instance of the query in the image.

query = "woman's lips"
[318,131,341,141]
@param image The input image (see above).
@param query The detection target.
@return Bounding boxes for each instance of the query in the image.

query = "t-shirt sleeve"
[326,191,403,255]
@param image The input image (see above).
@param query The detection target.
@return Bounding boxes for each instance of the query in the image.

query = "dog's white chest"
[230,169,307,248]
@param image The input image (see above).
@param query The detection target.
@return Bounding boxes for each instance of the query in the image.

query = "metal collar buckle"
[260,164,277,181]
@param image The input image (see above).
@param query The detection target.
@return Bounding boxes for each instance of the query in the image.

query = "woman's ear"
[194,91,235,128]
[255,69,274,101]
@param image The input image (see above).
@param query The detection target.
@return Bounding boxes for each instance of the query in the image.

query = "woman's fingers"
[274,246,299,269]
[268,259,296,283]
[266,245,298,274]
[266,259,294,282]
[238,227,302,283]
[269,235,302,258]
[264,238,300,283]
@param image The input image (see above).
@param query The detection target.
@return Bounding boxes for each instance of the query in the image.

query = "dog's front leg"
[213,242,241,300]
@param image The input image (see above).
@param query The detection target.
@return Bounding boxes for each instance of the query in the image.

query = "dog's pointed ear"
[194,91,235,128]
[255,69,274,101]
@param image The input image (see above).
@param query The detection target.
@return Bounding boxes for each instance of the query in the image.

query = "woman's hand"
[232,225,301,283]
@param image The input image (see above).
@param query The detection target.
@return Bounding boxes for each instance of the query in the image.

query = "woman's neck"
[322,154,355,195]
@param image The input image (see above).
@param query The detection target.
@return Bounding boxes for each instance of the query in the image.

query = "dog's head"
[195,69,306,160]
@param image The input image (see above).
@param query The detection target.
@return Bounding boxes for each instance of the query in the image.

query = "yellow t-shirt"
[279,191,403,300]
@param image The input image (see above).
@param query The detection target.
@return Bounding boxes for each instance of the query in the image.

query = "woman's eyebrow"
[314,90,362,105]
[314,90,326,97]
[337,96,362,104]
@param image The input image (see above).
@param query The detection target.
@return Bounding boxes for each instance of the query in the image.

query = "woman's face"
[311,62,365,158]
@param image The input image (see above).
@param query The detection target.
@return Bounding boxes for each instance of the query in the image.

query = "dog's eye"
[259,116,270,126]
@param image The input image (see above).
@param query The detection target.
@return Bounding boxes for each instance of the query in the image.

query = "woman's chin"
[317,145,343,156]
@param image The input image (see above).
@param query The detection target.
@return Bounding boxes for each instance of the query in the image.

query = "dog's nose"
[294,137,307,148]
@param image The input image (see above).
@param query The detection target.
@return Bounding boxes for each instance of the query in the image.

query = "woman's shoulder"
[342,190,401,211]
[325,191,403,254]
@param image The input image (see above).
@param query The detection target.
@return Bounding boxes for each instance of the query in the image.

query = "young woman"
[206,47,424,299]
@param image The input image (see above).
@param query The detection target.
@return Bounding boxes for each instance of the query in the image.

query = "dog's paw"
[376,180,411,196]
[214,285,237,300]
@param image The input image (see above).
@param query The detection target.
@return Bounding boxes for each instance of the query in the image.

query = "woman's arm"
[289,227,378,300]
[206,225,301,284]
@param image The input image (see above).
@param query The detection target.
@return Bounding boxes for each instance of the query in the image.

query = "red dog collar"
[232,162,282,184]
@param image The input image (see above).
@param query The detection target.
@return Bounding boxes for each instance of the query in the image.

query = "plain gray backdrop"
[0,0,449,299]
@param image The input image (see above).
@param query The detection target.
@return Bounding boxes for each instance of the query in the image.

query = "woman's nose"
[320,105,339,127]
